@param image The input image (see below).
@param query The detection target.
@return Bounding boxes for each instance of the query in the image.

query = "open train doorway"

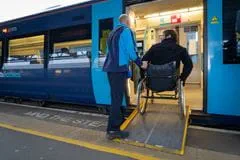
[126,0,204,111]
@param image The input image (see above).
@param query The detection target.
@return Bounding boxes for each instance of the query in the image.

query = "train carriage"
[0,0,240,127]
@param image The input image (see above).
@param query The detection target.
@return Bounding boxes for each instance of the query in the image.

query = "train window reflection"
[49,39,91,68]
[5,35,44,69]
[223,0,240,63]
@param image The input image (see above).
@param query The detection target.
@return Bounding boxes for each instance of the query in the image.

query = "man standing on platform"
[103,14,145,140]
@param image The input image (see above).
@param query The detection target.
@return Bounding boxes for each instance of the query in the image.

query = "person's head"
[163,30,177,42]
[119,14,130,27]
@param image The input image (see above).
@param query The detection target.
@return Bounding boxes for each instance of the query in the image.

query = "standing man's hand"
[181,80,186,87]
[180,76,186,87]
[141,61,148,70]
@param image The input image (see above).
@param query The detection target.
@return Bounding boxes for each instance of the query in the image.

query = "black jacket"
[142,38,193,82]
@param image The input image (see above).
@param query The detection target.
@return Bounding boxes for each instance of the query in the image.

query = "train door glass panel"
[98,18,113,68]
[180,25,201,85]
[223,0,240,64]
[4,35,44,69]
[49,24,92,68]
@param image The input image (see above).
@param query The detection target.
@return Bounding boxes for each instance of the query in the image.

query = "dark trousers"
[107,72,127,132]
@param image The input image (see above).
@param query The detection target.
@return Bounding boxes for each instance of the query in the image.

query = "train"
[0,0,240,127]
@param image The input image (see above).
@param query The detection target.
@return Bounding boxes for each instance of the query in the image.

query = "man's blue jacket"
[103,23,142,72]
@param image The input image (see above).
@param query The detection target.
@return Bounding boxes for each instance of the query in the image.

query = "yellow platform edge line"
[0,122,161,160]
[118,105,191,156]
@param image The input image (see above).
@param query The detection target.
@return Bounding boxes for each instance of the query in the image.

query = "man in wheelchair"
[138,30,193,117]
[142,30,193,85]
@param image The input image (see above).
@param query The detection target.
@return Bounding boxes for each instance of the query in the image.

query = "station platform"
[0,127,131,160]
[0,101,240,160]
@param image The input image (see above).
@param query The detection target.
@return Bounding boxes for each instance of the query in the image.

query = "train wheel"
[39,101,47,107]
[3,97,9,102]
[16,98,22,104]
[98,106,109,115]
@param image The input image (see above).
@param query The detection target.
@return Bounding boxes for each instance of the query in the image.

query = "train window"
[223,0,240,64]
[49,24,92,69]
[51,24,91,43]
[98,18,113,67]
[99,18,113,56]
[48,39,92,68]
[4,35,44,69]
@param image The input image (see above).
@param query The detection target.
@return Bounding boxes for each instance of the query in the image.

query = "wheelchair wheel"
[178,80,186,119]
[136,79,148,115]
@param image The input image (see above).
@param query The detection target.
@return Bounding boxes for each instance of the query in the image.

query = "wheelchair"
[136,61,186,119]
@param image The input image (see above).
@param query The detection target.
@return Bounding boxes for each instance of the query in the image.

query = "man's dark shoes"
[106,131,129,140]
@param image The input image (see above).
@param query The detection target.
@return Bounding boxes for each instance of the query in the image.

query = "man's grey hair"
[119,14,129,23]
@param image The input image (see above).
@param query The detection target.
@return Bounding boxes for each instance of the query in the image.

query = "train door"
[126,0,204,110]
[91,0,124,106]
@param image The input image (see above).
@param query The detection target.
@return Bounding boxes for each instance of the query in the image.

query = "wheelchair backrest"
[146,61,178,92]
